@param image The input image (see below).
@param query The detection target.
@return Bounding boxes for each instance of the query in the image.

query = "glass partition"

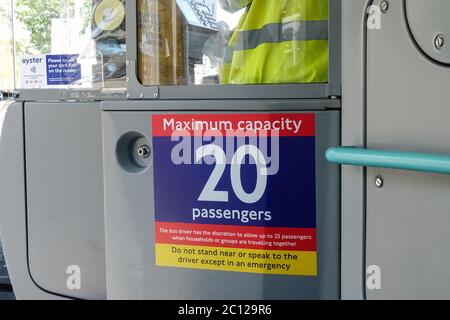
[0,0,14,91]
[12,0,126,96]
[137,0,329,86]
[9,0,333,98]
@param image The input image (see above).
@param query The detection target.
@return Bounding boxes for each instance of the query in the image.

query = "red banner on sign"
[152,113,315,137]
[155,222,316,251]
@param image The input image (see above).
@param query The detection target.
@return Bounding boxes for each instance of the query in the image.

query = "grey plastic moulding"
[125,0,342,101]
[14,88,126,102]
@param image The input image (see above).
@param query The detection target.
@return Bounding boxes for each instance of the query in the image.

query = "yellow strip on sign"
[156,244,317,276]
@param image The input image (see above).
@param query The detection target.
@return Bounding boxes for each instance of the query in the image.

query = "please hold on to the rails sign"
[152,113,317,276]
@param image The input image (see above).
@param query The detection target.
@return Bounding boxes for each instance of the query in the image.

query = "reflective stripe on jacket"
[221,0,329,84]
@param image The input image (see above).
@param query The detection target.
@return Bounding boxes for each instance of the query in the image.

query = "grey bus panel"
[101,101,340,299]
[365,0,450,299]
[24,102,106,299]
[0,102,59,299]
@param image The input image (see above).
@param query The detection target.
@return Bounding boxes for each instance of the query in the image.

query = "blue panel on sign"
[153,137,316,228]
[152,113,317,229]
[46,54,81,85]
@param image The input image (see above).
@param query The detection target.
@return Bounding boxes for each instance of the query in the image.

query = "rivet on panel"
[375,176,384,188]
[435,34,445,50]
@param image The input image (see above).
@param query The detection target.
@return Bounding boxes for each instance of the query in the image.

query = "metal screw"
[126,60,130,66]
[435,34,445,50]
[137,145,150,159]
[126,77,130,82]
[139,93,144,98]
[380,1,389,13]
[153,92,158,98]
[375,176,384,188]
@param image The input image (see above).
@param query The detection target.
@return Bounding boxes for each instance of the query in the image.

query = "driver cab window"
[137,0,329,86]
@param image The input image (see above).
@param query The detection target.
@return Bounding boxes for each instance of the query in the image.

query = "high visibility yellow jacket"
[221,0,329,84]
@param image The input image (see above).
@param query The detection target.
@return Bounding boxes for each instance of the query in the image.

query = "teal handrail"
[326,147,450,175]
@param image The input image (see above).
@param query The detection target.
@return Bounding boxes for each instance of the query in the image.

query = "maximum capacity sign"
[152,113,317,276]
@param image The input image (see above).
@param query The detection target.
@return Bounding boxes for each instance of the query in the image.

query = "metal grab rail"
[325,147,450,175]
